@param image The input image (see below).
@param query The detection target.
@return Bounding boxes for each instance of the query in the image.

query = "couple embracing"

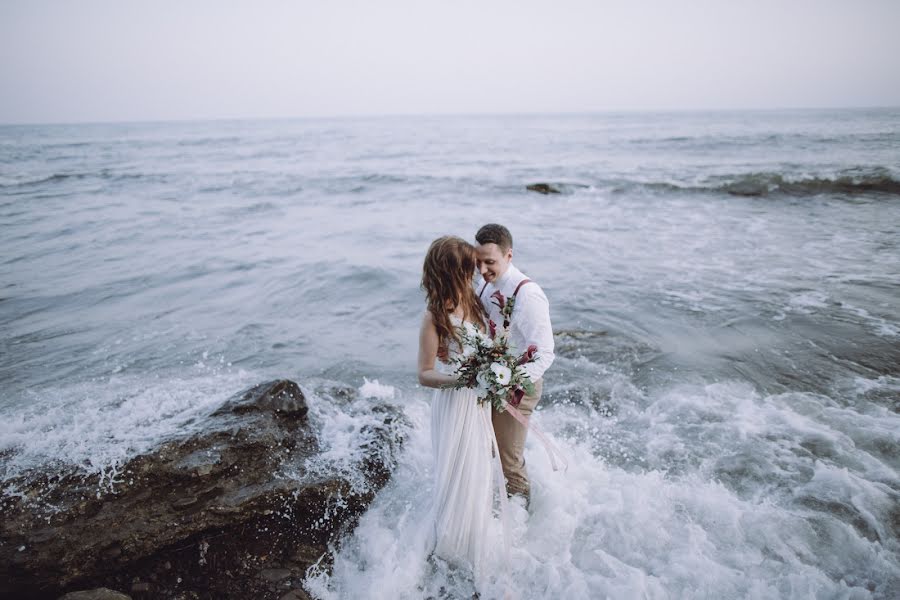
[417,223,555,576]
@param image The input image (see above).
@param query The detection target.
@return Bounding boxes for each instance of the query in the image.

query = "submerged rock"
[526,182,562,194]
[525,182,590,195]
[724,179,768,197]
[1,379,407,600]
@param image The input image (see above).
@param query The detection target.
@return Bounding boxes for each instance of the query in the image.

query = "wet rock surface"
[526,182,562,194]
[525,182,589,194]
[0,379,407,600]
[58,589,132,600]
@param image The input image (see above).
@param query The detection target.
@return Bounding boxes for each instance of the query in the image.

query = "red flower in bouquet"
[491,290,505,310]
[518,344,538,365]
[450,321,538,412]
[510,386,526,407]
[491,290,518,330]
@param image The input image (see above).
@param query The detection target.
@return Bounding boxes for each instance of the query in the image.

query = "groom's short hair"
[475,224,513,251]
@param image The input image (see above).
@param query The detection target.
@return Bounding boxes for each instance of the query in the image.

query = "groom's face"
[475,243,512,284]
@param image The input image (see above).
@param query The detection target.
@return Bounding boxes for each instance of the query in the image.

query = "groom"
[474,224,555,504]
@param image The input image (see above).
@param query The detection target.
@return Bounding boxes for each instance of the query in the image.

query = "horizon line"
[2,104,899,128]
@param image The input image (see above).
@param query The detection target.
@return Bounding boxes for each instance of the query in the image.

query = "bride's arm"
[418,311,458,389]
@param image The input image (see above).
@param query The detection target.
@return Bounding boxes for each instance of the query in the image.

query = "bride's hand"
[440,376,459,390]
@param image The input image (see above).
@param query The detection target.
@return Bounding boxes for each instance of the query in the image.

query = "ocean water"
[1,109,899,598]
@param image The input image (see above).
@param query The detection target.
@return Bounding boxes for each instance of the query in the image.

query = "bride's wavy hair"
[421,236,486,350]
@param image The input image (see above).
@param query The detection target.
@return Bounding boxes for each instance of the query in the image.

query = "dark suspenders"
[478,278,532,302]
[513,278,532,297]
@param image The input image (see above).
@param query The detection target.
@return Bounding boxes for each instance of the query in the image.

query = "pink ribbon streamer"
[502,402,569,472]
[483,402,567,599]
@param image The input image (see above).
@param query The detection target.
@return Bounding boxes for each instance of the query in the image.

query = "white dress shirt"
[477,263,555,383]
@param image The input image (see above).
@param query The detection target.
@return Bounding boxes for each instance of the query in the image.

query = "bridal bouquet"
[451,290,537,411]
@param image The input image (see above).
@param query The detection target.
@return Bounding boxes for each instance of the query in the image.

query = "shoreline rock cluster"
[1,379,408,600]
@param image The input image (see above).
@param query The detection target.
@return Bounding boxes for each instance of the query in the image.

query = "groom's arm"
[516,285,555,382]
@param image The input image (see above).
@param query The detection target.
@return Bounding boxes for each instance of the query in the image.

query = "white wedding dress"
[427,316,496,574]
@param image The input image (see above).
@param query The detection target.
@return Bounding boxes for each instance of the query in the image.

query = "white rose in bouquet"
[490,362,512,385]
[475,369,492,392]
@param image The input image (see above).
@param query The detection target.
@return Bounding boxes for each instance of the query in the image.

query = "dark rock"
[30,528,58,544]
[2,379,407,600]
[58,589,131,600]
[171,496,198,510]
[725,180,767,197]
[290,544,325,566]
[259,568,292,582]
[526,182,562,194]
[212,379,309,419]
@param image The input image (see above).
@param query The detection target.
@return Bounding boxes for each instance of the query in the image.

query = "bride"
[303,236,511,599]
[417,235,497,576]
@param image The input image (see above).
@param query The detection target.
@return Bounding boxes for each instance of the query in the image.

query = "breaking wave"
[532,169,900,198]
[708,171,900,197]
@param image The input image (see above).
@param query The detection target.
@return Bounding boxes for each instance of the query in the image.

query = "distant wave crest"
[0,172,92,188]
[0,170,164,189]
[602,168,900,198]
[710,171,900,197]
[6,168,900,200]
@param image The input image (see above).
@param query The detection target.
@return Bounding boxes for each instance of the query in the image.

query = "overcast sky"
[2,0,899,124]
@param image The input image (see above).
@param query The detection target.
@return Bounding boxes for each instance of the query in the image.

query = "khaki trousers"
[492,379,543,500]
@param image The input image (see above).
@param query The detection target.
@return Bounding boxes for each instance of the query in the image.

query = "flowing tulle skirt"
[428,385,495,574]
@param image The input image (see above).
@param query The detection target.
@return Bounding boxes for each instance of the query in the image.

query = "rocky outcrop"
[526,182,591,195]
[59,590,132,600]
[0,379,407,600]
[526,183,562,194]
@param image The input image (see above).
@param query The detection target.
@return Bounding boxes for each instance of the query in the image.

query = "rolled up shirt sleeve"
[514,284,555,382]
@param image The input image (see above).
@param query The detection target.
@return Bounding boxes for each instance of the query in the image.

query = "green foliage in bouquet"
[451,290,538,411]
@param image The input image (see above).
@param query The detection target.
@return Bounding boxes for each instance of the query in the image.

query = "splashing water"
[305,378,899,599]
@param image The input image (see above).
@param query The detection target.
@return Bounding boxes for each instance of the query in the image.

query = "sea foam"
[0,364,255,495]
[306,381,899,599]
